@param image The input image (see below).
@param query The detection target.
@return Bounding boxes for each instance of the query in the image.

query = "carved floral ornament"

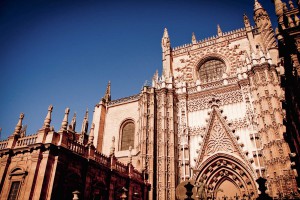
[187,89,243,112]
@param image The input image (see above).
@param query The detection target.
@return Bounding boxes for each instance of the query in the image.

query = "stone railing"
[115,161,128,174]
[0,140,8,150]
[131,168,143,180]
[108,94,140,106]
[67,140,86,155]
[94,150,110,167]
[15,134,38,147]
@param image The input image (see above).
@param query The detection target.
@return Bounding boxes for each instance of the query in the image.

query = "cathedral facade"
[92,0,300,199]
[1,0,300,200]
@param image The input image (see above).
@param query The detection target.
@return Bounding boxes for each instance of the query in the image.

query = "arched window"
[198,58,225,83]
[120,121,135,151]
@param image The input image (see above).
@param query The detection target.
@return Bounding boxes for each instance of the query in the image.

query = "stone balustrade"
[67,140,86,155]
[0,140,8,150]
[15,134,38,147]
[94,150,110,167]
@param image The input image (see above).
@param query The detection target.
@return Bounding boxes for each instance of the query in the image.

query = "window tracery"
[198,59,225,83]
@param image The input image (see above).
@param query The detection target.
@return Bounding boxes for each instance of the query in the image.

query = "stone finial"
[191,32,197,44]
[283,2,288,11]
[217,24,222,37]
[254,0,263,11]
[274,0,284,17]
[88,123,95,145]
[295,15,300,26]
[81,109,89,135]
[43,105,53,128]
[13,113,24,136]
[289,0,294,9]
[288,15,295,27]
[60,108,70,132]
[110,136,115,156]
[128,146,133,164]
[69,112,76,132]
[103,81,111,102]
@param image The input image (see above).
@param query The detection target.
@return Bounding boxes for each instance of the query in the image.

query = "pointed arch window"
[8,181,21,200]
[198,58,225,83]
[120,120,135,151]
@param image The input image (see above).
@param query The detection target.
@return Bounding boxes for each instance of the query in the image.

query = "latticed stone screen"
[199,59,225,83]
[120,122,135,150]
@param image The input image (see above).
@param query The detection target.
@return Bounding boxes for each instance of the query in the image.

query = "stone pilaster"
[156,87,177,200]
[178,89,190,181]
[139,86,156,200]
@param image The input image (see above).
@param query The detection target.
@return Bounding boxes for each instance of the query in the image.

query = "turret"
[253,0,278,63]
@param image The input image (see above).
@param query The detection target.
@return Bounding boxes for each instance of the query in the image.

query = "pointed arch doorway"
[193,153,258,199]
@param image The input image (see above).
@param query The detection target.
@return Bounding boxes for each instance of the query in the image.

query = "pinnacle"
[217,24,222,36]
[163,27,169,38]
[254,0,263,10]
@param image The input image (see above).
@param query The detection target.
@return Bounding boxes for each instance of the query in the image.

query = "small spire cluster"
[8,105,94,146]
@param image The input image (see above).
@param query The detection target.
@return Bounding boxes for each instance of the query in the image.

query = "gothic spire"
[192,32,197,44]
[13,113,24,136]
[103,81,111,102]
[217,24,222,37]
[60,108,70,132]
[88,123,95,145]
[81,108,89,135]
[43,105,53,128]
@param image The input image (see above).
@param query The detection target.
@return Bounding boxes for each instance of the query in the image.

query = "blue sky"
[0,0,278,139]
